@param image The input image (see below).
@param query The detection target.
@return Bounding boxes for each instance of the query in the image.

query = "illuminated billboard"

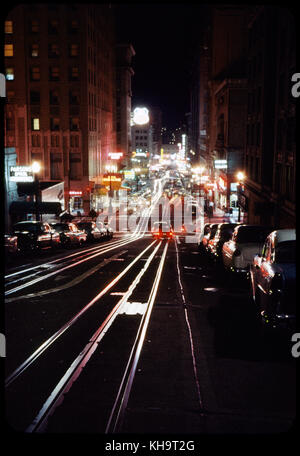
[132,107,149,125]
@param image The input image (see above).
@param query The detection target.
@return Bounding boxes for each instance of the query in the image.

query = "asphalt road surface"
[4,229,296,436]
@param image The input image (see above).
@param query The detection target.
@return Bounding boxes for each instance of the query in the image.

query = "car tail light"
[233,249,241,256]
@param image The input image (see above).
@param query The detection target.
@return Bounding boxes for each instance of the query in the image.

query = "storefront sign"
[69,190,82,196]
[214,160,227,169]
[108,152,123,160]
[10,166,34,182]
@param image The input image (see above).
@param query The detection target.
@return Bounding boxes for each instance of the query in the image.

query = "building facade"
[4,3,117,218]
[244,6,296,227]
[115,43,135,169]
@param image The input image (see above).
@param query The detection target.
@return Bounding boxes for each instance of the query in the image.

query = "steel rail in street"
[25,240,163,433]
[105,241,169,434]
[5,234,144,296]
[5,235,132,279]
[5,240,157,388]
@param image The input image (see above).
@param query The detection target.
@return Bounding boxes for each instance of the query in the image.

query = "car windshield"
[13,223,39,233]
[236,226,272,243]
[275,241,296,263]
[51,224,69,232]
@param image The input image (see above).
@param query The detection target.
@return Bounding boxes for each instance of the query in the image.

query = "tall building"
[243,6,296,227]
[189,22,211,168]
[115,43,135,169]
[131,106,152,173]
[4,3,117,220]
[207,5,249,208]
[149,106,162,158]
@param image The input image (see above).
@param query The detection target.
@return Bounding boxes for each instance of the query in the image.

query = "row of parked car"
[5,219,114,255]
[198,222,296,331]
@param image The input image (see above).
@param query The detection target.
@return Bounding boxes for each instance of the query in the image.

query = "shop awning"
[9,201,62,215]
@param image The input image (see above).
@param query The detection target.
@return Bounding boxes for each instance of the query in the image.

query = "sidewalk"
[205,207,228,224]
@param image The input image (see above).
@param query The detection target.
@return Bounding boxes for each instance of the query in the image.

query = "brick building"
[115,43,135,169]
[4,3,117,218]
[243,6,296,227]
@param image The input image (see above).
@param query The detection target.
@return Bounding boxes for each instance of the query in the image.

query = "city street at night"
[3,1,297,447]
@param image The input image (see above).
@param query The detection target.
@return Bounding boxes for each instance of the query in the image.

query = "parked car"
[222,225,274,276]
[250,229,296,329]
[151,221,174,239]
[50,222,87,247]
[203,223,219,253]
[76,221,105,242]
[12,221,60,253]
[197,223,211,252]
[209,223,239,261]
[5,234,18,254]
[103,222,114,239]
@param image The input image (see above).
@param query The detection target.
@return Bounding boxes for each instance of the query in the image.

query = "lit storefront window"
[4,44,14,57]
[6,68,14,80]
[5,21,13,34]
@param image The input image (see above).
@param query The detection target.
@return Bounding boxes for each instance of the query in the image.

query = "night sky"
[114,3,207,129]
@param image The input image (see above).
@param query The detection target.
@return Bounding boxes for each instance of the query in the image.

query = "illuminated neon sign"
[132,107,149,125]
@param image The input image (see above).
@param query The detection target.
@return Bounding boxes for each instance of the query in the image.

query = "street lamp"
[32,161,41,221]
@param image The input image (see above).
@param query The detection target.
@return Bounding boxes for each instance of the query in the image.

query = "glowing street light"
[32,161,41,173]
[236,171,245,182]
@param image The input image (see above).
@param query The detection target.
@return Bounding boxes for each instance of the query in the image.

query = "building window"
[5,21,13,34]
[69,20,79,34]
[32,135,41,147]
[31,44,39,57]
[30,90,40,104]
[69,153,81,179]
[49,90,59,104]
[4,44,13,57]
[31,20,39,33]
[30,66,40,81]
[70,135,79,147]
[50,118,60,131]
[69,66,79,81]
[49,66,59,81]
[70,117,79,131]
[51,135,60,147]
[73,197,83,209]
[50,152,62,180]
[48,43,60,57]
[5,68,14,80]
[32,118,40,130]
[7,91,15,101]
[69,90,79,104]
[48,19,59,34]
[6,113,15,131]
[69,44,79,57]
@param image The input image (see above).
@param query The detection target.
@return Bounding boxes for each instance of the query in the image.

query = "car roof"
[270,229,296,244]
